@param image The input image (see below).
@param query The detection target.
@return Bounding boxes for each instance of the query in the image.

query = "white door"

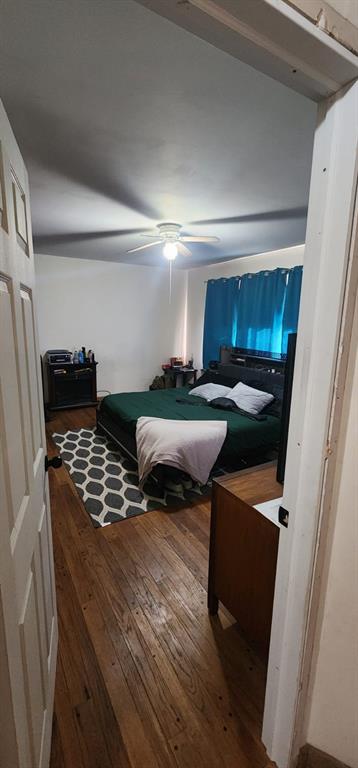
[0,100,58,768]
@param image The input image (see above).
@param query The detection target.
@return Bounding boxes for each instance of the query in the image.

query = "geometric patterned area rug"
[52,427,211,528]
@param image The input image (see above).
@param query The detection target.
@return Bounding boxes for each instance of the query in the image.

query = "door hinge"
[278,505,289,527]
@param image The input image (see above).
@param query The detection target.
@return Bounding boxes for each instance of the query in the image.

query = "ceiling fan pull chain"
[169,258,172,305]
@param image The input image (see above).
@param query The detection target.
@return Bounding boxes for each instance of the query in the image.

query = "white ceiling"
[0,0,316,267]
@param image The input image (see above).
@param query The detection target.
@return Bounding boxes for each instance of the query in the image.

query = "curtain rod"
[203,265,301,283]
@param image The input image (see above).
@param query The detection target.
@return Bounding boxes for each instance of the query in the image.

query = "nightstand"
[164,367,198,387]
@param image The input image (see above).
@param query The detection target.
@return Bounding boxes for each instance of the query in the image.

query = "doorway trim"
[262,79,358,768]
[138,0,358,101]
[136,2,358,765]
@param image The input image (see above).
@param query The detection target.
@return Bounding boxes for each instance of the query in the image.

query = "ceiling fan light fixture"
[128,221,219,258]
[163,242,177,260]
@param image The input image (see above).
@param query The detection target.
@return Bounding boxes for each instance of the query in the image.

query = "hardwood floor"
[47,406,274,768]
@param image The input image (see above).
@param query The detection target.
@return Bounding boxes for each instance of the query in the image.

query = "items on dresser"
[45,349,72,365]
[45,348,96,365]
[45,350,98,410]
[73,347,96,364]
[208,463,281,661]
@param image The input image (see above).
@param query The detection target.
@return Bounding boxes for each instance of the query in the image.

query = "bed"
[96,365,284,476]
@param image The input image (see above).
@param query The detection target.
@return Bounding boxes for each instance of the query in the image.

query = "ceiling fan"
[127,222,220,260]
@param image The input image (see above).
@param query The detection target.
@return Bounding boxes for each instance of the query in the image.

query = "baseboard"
[297,744,352,768]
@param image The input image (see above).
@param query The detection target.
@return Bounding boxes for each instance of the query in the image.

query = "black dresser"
[46,361,98,410]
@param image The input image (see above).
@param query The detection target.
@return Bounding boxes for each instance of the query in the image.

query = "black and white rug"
[52,427,211,528]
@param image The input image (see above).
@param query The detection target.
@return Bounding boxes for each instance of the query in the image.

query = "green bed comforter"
[100,387,281,464]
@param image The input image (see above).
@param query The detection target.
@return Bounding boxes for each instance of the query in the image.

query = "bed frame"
[96,406,137,462]
[96,406,186,489]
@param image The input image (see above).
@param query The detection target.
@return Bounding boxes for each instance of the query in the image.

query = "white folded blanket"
[136,417,227,487]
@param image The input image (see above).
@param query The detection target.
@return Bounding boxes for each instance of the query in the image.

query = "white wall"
[35,245,304,394]
[304,296,358,767]
[35,254,187,394]
[186,245,305,369]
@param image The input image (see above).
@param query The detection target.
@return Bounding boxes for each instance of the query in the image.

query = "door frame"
[262,80,358,768]
[137,2,358,765]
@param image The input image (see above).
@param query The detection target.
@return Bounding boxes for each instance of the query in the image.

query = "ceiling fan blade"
[181,236,220,243]
[139,231,161,238]
[127,240,162,253]
[189,207,308,227]
[177,242,192,257]
[33,227,152,248]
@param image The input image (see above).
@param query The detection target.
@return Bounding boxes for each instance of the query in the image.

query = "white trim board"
[137,0,358,99]
[263,79,358,768]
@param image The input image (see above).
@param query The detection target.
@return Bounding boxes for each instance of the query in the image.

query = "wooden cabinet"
[46,362,98,410]
[208,464,282,660]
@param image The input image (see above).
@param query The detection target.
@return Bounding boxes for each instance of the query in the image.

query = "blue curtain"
[203,277,239,367]
[202,265,303,365]
[235,268,288,354]
[282,265,303,353]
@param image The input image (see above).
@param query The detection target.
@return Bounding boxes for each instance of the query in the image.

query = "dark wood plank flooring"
[47,406,274,768]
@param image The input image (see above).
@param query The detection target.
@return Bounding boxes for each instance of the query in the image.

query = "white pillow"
[190,383,232,402]
[228,382,274,415]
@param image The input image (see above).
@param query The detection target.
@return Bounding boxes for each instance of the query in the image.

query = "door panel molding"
[0,278,28,530]
[0,585,18,767]
[38,504,55,656]
[11,168,29,254]
[19,570,46,768]
[20,286,43,463]
[0,141,8,234]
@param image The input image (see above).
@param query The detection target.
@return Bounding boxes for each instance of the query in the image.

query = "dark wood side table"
[208,463,282,660]
[164,367,198,387]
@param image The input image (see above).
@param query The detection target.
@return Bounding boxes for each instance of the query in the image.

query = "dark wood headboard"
[216,363,284,392]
